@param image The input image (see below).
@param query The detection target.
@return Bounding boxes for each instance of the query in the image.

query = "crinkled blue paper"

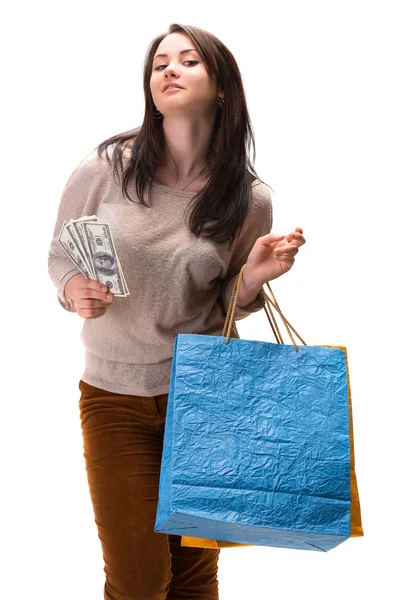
[154,334,351,552]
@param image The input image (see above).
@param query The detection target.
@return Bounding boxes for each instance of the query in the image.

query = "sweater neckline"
[122,144,201,197]
[152,180,198,197]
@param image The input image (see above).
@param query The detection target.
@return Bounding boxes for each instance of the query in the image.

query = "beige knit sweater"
[48,143,273,396]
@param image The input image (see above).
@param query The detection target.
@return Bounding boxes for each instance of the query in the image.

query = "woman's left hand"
[244,227,306,287]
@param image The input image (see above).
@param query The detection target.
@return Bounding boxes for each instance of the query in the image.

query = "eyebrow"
[153,48,199,61]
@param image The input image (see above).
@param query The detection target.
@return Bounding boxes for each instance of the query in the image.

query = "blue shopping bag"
[154,266,363,552]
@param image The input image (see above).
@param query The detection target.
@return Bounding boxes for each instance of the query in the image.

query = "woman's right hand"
[64,273,114,319]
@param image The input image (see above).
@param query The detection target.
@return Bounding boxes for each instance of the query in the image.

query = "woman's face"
[150,32,220,117]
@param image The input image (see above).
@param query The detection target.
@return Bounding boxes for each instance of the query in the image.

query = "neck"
[161,113,215,179]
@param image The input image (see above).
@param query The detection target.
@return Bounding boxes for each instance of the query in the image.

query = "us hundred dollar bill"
[65,219,95,279]
[82,221,127,297]
[58,220,93,279]
[58,216,129,296]
[69,216,100,279]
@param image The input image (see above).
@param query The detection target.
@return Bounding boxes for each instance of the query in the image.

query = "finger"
[275,252,298,261]
[78,278,111,295]
[259,233,285,245]
[91,310,107,319]
[75,287,114,302]
[289,239,303,248]
[275,246,299,257]
[81,304,107,313]
[287,233,306,245]
[81,307,107,319]
[79,298,113,309]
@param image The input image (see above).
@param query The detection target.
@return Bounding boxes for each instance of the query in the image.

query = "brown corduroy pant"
[78,379,220,600]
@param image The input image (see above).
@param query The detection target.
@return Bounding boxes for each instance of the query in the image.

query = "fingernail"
[102,286,107,292]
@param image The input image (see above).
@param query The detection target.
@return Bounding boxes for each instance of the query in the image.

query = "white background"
[2,1,404,598]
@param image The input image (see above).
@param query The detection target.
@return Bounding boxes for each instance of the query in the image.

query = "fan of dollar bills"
[58,216,129,297]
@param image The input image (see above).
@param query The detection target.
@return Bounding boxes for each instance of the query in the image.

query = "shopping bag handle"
[221,264,307,352]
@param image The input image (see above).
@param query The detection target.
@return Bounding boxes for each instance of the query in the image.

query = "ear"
[216,82,224,98]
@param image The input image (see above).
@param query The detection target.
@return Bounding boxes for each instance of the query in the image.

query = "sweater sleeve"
[47,148,110,312]
[218,182,273,321]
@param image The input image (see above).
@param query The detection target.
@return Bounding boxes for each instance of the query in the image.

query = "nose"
[164,64,180,79]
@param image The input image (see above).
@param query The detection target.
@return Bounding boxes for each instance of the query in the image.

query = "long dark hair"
[96,23,273,247]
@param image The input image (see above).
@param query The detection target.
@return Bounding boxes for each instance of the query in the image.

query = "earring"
[152,104,163,119]
[217,96,224,109]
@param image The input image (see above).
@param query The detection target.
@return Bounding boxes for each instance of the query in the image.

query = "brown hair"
[96,23,273,246]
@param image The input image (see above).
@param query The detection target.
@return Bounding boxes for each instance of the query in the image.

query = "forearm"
[236,266,263,308]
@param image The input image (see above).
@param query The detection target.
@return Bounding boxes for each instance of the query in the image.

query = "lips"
[163,83,184,92]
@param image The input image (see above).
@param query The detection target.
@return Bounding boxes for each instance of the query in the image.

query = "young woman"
[48,23,305,600]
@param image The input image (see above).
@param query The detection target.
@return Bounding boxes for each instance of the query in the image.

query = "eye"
[154,60,199,71]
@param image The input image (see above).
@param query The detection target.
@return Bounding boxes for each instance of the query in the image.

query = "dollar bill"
[78,216,129,295]
[58,216,129,297]
[58,220,93,279]
[65,219,95,279]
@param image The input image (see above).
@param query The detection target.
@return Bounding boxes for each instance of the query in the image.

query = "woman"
[48,23,305,600]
